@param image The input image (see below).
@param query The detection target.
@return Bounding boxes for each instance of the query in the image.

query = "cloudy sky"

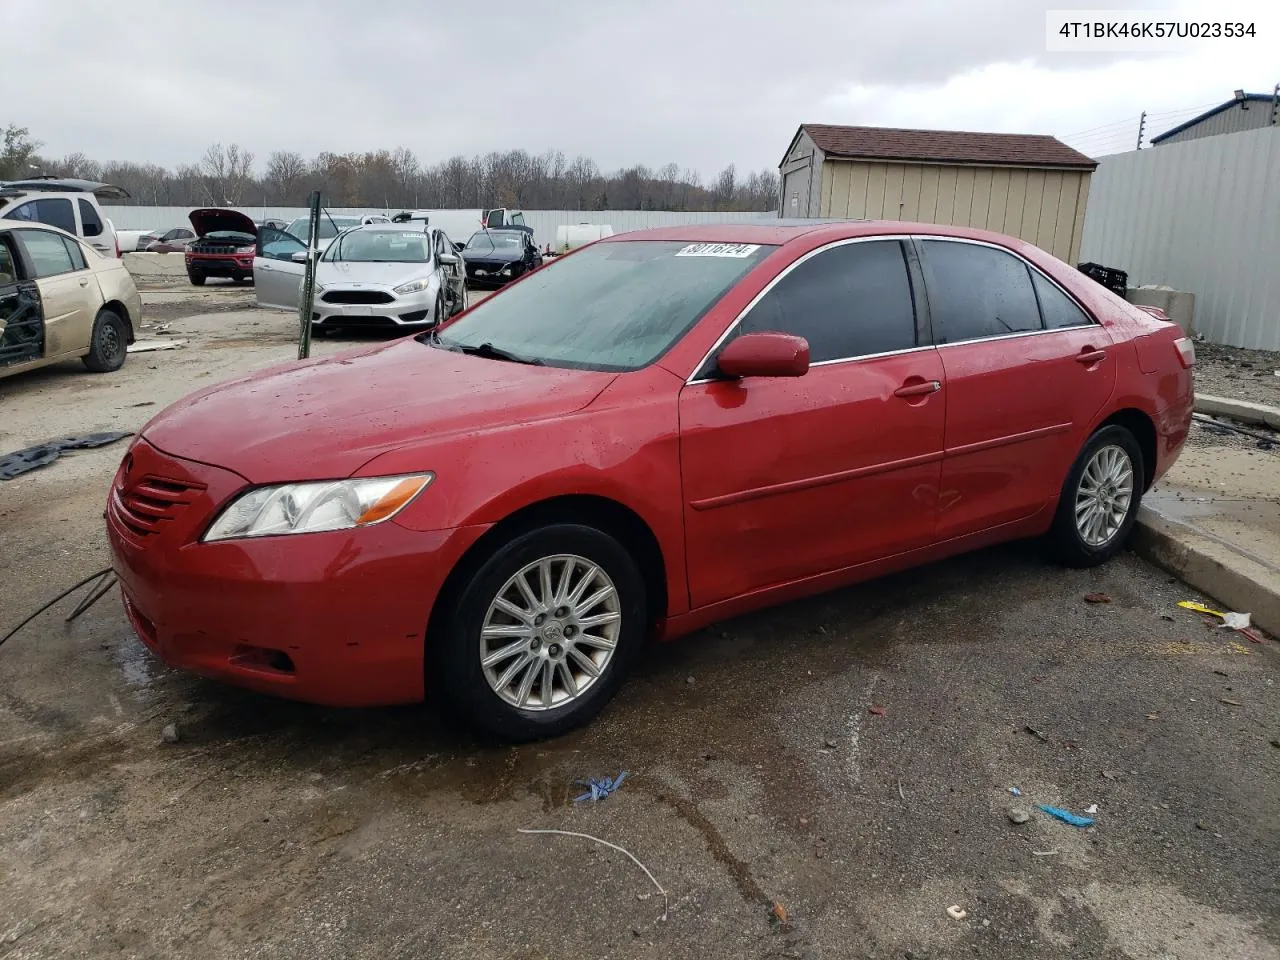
[9,0,1277,176]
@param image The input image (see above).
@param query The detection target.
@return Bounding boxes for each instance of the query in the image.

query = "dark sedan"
[461,229,542,287]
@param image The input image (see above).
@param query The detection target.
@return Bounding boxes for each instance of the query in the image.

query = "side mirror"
[438,251,458,266]
[290,251,308,263]
[717,332,810,379]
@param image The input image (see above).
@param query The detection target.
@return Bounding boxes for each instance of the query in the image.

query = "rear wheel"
[1048,425,1144,567]
[82,308,128,373]
[433,290,446,326]
[188,271,206,286]
[434,524,647,741]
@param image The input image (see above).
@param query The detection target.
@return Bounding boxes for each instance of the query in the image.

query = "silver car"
[254,223,467,334]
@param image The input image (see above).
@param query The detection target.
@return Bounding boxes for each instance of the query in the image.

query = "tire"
[309,323,329,339]
[1047,425,1144,567]
[452,285,469,316]
[433,290,446,327]
[435,524,647,741]
[188,271,206,286]
[82,308,128,373]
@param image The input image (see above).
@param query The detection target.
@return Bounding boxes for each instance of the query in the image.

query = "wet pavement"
[1,289,1278,959]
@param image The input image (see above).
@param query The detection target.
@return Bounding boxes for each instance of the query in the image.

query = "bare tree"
[0,125,41,179]
[265,150,306,203]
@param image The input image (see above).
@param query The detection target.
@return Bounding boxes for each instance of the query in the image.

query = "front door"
[915,238,1118,541]
[13,228,100,359]
[0,231,44,368]
[254,227,307,310]
[679,238,946,609]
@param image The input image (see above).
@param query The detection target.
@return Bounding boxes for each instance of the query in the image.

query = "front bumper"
[186,254,254,277]
[105,438,487,706]
[312,285,434,328]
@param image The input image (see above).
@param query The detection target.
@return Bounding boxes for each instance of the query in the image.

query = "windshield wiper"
[456,341,542,365]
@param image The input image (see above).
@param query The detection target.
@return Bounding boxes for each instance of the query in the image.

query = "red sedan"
[106,221,1195,740]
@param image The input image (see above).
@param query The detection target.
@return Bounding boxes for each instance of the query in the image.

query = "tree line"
[2,125,779,212]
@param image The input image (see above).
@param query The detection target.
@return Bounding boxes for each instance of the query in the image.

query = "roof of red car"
[604,219,1027,248]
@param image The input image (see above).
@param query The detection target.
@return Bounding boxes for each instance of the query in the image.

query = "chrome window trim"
[685,232,1098,386]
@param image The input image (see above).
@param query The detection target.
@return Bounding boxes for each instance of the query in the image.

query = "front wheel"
[188,271,205,286]
[1048,425,1144,567]
[82,308,128,372]
[435,524,647,741]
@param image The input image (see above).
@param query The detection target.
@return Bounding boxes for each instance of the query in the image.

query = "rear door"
[916,238,1117,540]
[678,238,946,608]
[254,227,307,310]
[76,199,113,257]
[13,228,100,358]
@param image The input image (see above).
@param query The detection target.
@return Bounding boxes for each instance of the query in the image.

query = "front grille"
[189,242,247,255]
[111,474,205,540]
[321,290,394,305]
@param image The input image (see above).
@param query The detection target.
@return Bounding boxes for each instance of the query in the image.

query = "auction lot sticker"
[675,243,761,258]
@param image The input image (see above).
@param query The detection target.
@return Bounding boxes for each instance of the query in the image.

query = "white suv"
[0,178,126,259]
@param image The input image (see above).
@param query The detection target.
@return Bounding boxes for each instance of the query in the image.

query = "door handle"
[79,279,90,287]
[1076,348,1107,364]
[894,380,941,398]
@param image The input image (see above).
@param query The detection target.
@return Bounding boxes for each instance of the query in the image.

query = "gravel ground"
[1,286,1277,959]
[1193,342,1280,407]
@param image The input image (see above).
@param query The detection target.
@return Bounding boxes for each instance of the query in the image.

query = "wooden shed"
[779,124,1098,262]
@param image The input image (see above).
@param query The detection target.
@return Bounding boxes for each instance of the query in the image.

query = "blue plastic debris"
[1008,787,1022,796]
[1037,804,1094,827]
[574,771,628,803]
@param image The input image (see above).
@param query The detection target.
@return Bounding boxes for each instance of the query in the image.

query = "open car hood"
[189,208,258,238]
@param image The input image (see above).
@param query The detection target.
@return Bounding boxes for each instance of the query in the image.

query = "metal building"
[778,124,1097,262]
[1151,91,1279,146]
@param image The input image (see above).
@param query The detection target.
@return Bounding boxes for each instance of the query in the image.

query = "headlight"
[236,245,256,254]
[202,473,433,542]
[500,266,513,276]
[393,278,431,295]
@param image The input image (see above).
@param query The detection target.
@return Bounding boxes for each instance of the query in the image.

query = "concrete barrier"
[122,252,189,279]
[1196,394,1280,431]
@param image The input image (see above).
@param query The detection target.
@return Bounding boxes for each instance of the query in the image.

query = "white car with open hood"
[253,222,467,334]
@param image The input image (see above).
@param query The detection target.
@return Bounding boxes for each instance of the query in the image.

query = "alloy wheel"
[479,554,622,711]
[1074,444,1134,547]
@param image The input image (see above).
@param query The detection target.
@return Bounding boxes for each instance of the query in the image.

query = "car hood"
[189,208,258,238]
[317,260,433,288]
[462,245,524,263]
[141,340,617,484]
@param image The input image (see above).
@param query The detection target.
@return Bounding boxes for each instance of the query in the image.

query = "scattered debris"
[982,918,991,927]
[1218,698,1242,706]
[1101,771,1118,780]
[823,738,839,749]
[798,816,809,828]
[1037,804,1094,827]
[868,706,886,716]
[946,905,968,921]
[1270,740,1280,749]
[771,901,788,924]
[0,432,132,480]
[1195,821,1209,831]
[1177,600,1253,633]
[1084,593,1112,604]
[1032,849,1060,856]
[1,567,116,649]
[1085,804,1099,814]
[1024,725,1050,743]
[1008,787,1023,796]
[132,401,156,407]
[898,780,906,801]
[685,675,695,685]
[574,771,627,803]
[161,724,181,744]
[127,338,188,353]
[1008,808,1031,825]
[1146,712,1160,721]
[517,828,667,921]
[1214,669,1229,677]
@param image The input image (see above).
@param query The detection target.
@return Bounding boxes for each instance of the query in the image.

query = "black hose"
[0,567,115,649]
[1192,412,1278,446]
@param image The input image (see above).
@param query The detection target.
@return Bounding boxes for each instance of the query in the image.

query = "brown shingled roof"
[795,124,1097,170]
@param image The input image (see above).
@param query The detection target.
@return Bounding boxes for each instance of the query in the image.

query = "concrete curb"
[1195,394,1280,431]
[1132,505,1280,637]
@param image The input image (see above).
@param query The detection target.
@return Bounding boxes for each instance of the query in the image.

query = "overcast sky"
[8,0,1277,176]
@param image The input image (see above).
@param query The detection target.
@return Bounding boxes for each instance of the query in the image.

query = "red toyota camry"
[106,221,1195,740]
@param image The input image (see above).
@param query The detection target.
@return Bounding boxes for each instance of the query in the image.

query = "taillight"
[1174,337,1195,369]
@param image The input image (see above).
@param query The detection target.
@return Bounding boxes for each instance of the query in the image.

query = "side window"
[0,235,19,284]
[920,240,1042,343]
[14,229,77,277]
[7,197,78,234]
[1031,269,1093,329]
[77,199,104,237]
[729,240,917,365]
[61,236,88,270]
[488,210,505,227]
[258,226,306,261]
[512,212,526,227]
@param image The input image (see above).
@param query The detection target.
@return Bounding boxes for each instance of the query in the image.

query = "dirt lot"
[1,282,1278,960]
[1193,342,1280,407]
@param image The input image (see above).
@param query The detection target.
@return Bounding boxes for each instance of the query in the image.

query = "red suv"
[184,209,257,286]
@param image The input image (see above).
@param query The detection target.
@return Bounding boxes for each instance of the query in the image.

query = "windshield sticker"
[675,243,761,258]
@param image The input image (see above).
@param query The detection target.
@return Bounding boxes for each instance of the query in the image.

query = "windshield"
[286,217,359,241]
[466,231,524,253]
[323,229,431,262]
[432,240,775,371]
